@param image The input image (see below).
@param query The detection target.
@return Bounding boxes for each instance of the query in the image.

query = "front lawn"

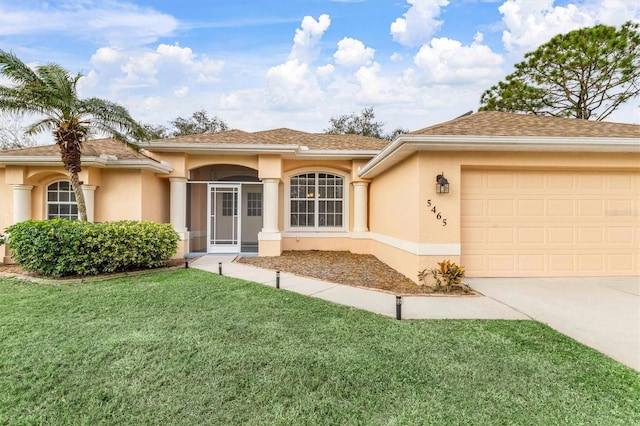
[1,269,638,425]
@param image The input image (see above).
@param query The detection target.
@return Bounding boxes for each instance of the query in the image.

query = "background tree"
[142,109,229,139]
[0,115,37,149]
[479,21,640,120]
[0,50,144,221]
[385,127,410,141]
[141,122,171,140]
[171,109,228,136]
[324,107,385,139]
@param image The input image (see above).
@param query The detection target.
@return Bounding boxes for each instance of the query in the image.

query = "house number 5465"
[427,199,447,226]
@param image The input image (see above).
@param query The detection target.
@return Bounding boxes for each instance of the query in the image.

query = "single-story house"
[1,111,638,280]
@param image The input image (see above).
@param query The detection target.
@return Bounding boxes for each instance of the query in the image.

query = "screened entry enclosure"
[187,165,262,254]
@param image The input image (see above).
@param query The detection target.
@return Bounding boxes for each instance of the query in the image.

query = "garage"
[461,169,639,277]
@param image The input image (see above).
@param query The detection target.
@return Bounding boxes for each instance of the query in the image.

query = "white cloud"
[91,47,121,64]
[390,0,449,47]
[333,37,375,67]
[498,0,640,54]
[316,64,335,79]
[289,14,331,63]
[266,59,324,108]
[0,0,178,46]
[413,36,504,84]
[174,86,189,97]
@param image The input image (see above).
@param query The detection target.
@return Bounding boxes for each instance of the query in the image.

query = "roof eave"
[358,135,640,178]
[0,155,173,174]
[291,149,380,160]
[139,143,300,154]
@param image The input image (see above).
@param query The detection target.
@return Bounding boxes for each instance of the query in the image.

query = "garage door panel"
[547,174,574,189]
[548,227,574,244]
[548,255,575,272]
[461,199,484,216]
[461,170,639,277]
[518,227,545,244]
[607,227,633,243]
[488,255,515,272]
[488,199,514,216]
[608,254,633,271]
[577,227,603,243]
[517,199,544,216]
[578,255,604,272]
[578,174,604,189]
[518,173,544,189]
[518,255,545,272]
[548,199,574,216]
[578,199,604,216]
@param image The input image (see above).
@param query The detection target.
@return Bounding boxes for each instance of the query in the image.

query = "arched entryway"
[187,165,262,254]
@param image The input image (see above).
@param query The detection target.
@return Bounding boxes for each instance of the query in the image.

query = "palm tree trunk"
[55,129,88,221]
[68,171,87,221]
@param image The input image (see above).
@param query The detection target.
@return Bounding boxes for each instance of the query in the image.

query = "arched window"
[289,172,345,230]
[47,181,78,220]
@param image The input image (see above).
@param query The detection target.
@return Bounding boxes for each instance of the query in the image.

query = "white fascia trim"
[293,149,380,159]
[370,232,461,256]
[359,135,640,178]
[282,232,351,238]
[139,143,300,154]
[0,155,172,173]
[97,159,173,173]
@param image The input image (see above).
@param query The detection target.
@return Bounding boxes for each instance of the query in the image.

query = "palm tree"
[0,49,145,221]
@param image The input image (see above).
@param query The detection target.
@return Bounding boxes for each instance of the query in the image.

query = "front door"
[208,184,241,253]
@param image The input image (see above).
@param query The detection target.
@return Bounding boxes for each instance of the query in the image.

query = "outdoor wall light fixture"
[436,172,449,194]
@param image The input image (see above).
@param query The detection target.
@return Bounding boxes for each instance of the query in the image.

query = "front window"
[47,181,78,220]
[290,172,344,229]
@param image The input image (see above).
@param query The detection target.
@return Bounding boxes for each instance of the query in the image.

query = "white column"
[11,184,33,224]
[82,185,97,222]
[261,178,280,233]
[170,178,187,234]
[352,181,369,233]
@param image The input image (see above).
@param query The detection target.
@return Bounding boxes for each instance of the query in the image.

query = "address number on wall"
[427,199,447,226]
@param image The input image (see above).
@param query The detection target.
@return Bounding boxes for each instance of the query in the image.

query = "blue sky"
[1,0,639,136]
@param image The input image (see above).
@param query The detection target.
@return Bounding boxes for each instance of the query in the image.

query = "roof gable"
[0,138,150,160]
[144,127,388,151]
[412,111,640,138]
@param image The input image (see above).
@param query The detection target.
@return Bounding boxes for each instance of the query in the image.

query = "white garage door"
[461,170,639,277]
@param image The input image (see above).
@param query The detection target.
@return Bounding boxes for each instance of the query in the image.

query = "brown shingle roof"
[148,128,388,151]
[0,138,150,159]
[412,111,640,138]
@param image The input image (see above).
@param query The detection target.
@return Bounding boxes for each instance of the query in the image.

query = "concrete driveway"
[467,277,640,371]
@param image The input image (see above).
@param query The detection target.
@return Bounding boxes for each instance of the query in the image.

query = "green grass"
[1,269,638,425]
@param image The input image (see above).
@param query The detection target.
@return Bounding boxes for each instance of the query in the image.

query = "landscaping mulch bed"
[237,251,474,295]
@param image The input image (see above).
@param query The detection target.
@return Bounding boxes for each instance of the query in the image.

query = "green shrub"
[6,219,179,277]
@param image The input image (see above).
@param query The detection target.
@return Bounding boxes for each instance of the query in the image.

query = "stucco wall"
[369,155,420,243]
[95,169,142,221]
[141,170,169,223]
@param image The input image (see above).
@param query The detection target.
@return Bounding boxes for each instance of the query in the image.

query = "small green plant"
[418,260,466,293]
[0,232,6,245]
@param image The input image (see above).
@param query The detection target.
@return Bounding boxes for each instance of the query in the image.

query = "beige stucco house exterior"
[1,111,638,281]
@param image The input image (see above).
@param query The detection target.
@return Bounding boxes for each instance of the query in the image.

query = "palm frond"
[0,49,43,87]
[25,117,59,136]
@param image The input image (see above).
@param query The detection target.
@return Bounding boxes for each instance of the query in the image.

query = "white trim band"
[369,232,461,256]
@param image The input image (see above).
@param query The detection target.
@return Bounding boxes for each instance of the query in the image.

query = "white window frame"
[46,180,79,220]
[284,168,350,233]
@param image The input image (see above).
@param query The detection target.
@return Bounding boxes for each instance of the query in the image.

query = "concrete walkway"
[189,256,639,371]
[189,255,528,321]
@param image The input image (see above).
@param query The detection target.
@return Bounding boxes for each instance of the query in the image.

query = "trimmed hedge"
[5,219,179,277]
